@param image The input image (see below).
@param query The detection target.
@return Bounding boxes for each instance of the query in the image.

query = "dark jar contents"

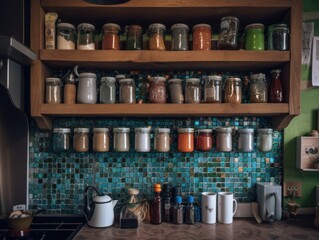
[269,69,283,103]
[161,184,172,222]
[149,76,166,103]
[102,23,121,50]
[185,195,195,224]
[126,25,142,50]
[196,129,213,151]
[218,16,240,50]
[171,23,189,50]
[192,24,212,50]
[150,184,162,224]
[268,24,289,50]
[173,196,183,224]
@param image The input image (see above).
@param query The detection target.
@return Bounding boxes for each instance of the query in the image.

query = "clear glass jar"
[119,78,136,103]
[154,128,170,152]
[102,23,121,50]
[77,72,97,104]
[269,69,283,103]
[245,23,265,50]
[52,128,70,152]
[149,76,166,103]
[185,78,201,103]
[238,128,254,152]
[218,16,240,50]
[100,76,116,104]
[135,127,151,152]
[77,23,95,50]
[45,77,61,104]
[73,128,89,152]
[113,127,130,152]
[126,25,143,50]
[64,75,76,104]
[148,23,166,50]
[257,128,273,152]
[168,78,184,103]
[178,128,194,152]
[204,75,222,103]
[192,24,211,50]
[196,129,213,151]
[57,23,76,50]
[216,127,232,152]
[250,73,268,103]
[224,77,242,104]
[93,128,110,152]
[268,24,289,50]
[171,23,189,51]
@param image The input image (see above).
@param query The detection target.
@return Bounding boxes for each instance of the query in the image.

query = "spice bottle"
[171,23,189,51]
[192,24,212,50]
[173,196,183,224]
[148,23,166,50]
[168,78,184,103]
[150,183,162,225]
[196,129,213,151]
[63,74,76,104]
[162,184,172,222]
[245,23,265,50]
[57,23,76,50]
[126,25,142,50]
[215,127,232,152]
[45,77,61,104]
[185,78,201,103]
[257,128,273,152]
[134,127,151,152]
[119,78,136,103]
[102,23,121,50]
[73,128,89,152]
[93,128,109,152]
[149,76,166,103]
[224,77,242,104]
[100,76,116,104]
[185,195,195,224]
[268,24,289,50]
[204,75,222,103]
[77,23,95,50]
[154,128,170,152]
[269,69,283,103]
[238,128,254,152]
[250,73,268,103]
[52,128,70,152]
[77,73,97,104]
[218,16,240,50]
[113,127,130,152]
[178,128,194,152]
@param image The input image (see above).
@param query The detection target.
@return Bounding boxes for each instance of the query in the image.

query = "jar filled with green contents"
[126,25,142,50]
[245,23,265,50]
[77,23,95,50]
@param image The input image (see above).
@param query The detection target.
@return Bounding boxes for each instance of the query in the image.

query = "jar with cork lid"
[93,128,110,152]
[73,128,90,152]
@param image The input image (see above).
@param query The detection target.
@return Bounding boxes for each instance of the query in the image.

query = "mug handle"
[232,199,238,216]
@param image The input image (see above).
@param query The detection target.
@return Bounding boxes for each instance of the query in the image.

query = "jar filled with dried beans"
[93,128,110,152]
[73,128,90,152]
[149,76,167,103]
[102,23,121,50]
[185,78,201,103]
[148,23,166,50]
[224,77,242,104]
[192,24,211,50]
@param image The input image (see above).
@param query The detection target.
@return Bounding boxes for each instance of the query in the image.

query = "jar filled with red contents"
[192,24,211,50]
[269,69,283,103]
[178,128,194,152]
[102,23,121,50]
[196,129,213,151]
[149,76,166,103]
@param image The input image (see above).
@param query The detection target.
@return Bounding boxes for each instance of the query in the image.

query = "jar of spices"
[218,16,240,50]
[73,128,89,152]
[45,77,61,104]
[268,24,289,50]
[77,23,95,50]
[119,78,136,103]
[77,72,97,104]
[148,23,166,50]
[171,23,189,51]
[100,76,116,104]
[215,127,232,152]
[52,128,70,152]
[192,24,212,50]
[57,23,76,50]
[224,77,242,104]
[185,78,201,103]
[178,128,194,152]
[238,128,254,152]
[204,75,222,103]
[196,129,213,151]
[126,25,142,50]
[149,76,167,103]
[154,128,170,152]
[64,74,76,104]
[102,23,121,50]
[135,127,151,152]
[113,127,130,152]
[245,23,265,50]
[269,69,283,103]
[257,128,273,152]
[250,73,268,103]
[93,128,109,152]
[168,78,184,103]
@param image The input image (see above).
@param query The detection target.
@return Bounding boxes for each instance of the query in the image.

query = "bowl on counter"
[7,211,33,231]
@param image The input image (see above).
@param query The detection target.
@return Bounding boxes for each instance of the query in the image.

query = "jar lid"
[77,23,95,31]
[245,23,264,31]
[238,128,254,133]
[150,76,166,82]
[268,23,288,31]
[79,72,96,78]
[101,76,116,83]
[226,77,241,82]
[270,69,282,74]
[178,128,194,133]
[53,128,71,133]
[116,74,126,79]
[168,78,182,83]
[198,129,212,133]
[93,128,109,133]
[127,25,142,31]
[119,78,134,83]
[221,16,239,22]
[45,77,61,83]
[154,128,170,133]
[215,127,232,133]
[192,24,211,30]
[148,23,166,31]
[186,78,200,83]
[74,128,89,133]
[113,127,130,133]
[57,22,76,30]
[250,73,265,80]
[103,23,121,31]
[171,23,189,31]
[135,127,151,133]
[258,128,273,134]
[207,75,222,81]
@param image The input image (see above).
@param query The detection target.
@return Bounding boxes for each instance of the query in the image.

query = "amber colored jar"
[192,24,212,50]
[196,129,213,151]
[224,77,242,104]
[151,183,162,224]
[149,76,166,103]
[148,23,166,50]
[178,128,194,152]
[102,23,121,50]
[269,69,283,103]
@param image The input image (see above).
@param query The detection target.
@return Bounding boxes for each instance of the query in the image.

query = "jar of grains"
[100,76,116,104]
[238,128,254,152]
[57,23,76,50]
[168,78,184,103]
[126,25,143,50]
[196,129,213,151]
[192,24,211,50]
[171,23,189,50]
[93,128,110,152]
[257,128,273,152]
[77,73,97,104]
[45,77,61,104]
[204,75,222,103]
[245,23,265,50]
[52,128,70,152]
[73,128,89,152]
[215,127,232,152]
[178,128,194,152]
[250,73,268,103]
[224,77,242,104]
[149,76,167,103]
[185,78,201,103]
[218,16,240,50]
[135,127,151,152]
[148,23,166,50]
[119,78,136,103]
[102,23,121,50]
[77,23,95,50]
[154,128,170,152]
[113,127,130,152]
[268,24,289,51]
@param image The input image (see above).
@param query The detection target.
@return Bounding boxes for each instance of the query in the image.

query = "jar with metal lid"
[268,24,289,50]
[216,127,232,152]
[269,69,283,103]
[102,23,121,50]
[113,127,130,152]
[93,128,110,152]
[73,128,89,152]
[257,128,273,152]
[100,76,116,104]
[45,77,61,104]
[135,127,151,152]
[192,24,212,50]
[204,75,222,103]
[185,78,201,103]
[250,73,268,103]
[154,128,170,152]
[52,128,70,152]
[77,23,95,50]
[218,16,240,50]
[116,74,126,82]
[119,78,136,103]
[238,128,254,152]
[149,76,166,103]
[245,23,265,50]
[196,129,213,151]
[171,23,189,51]
[57,23,76,50]
[77,73,97,104]
[126,25,142,50]
[224,77,242,104]
[178,128,194,152]
[168,78,184,103]
[148,23,166,50]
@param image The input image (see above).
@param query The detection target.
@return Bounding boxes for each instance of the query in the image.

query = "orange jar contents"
[178,128,194,152]
[196,129,213,151]
[102,23,121,50]
[192,24,212,50]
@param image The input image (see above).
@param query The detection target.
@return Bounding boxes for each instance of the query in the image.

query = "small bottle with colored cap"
[185,195,195,224]
[150,183,162,224]
[173,196,183,224]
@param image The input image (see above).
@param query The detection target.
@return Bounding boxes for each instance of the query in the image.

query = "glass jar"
[135,127,151,152]
[154,128,170,152]
[102,23,121,50]
[185,78,201,103]
[77,73,97,104]
[57,23,76,50]
[73,128,89,152]
[178,128,194,152]
[268,24,289,50]
[100,76,116,104]
[116,74,126,82]
[224,77,242,104]
[216,127,232,152]
[45,77,61,104]
[257,128,273,152]
[168,78,184,103]
[192,24,211,50]
[126,25,143,50]
[245,23,265,50]
[269,69,283,103]
[64,75,76,104]
[52,128,70,152]
[196,129,213,151]
[238,128,254,152]
[113,127,130,152]
[148,23,166,50]
[204,75,222,103]
[171,23,189,51]
[250,73,268,103]
[119,78,136,103]
[77,23,95,50]
[149,76,166,103]
[218,16,240,50]
[93,128,110,152]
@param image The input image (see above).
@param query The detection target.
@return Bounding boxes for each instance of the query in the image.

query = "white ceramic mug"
[201,192,217,224]
[218,192,238,224]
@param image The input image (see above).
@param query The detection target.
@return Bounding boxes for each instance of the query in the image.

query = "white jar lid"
[171,23,189,31]
[103,23,121,31]
[53,128,71,133]
[119,78,134,83]
[148,23,166,31]
[115,74,126,79]
[168,78,182,83]
[155,128,170,133]
[186,78,200,83]
[79,72,96,78]
[135,127,151,133]
[93,128,109,133]
[74,128,90,133]
[45,77,61,83]
[178,128,194,133]
[216,127,232,133]
[150,76,166,82]
[192,24,211,30]
[77,23,95,31]
[101,76,116,83]
[238,128,254,133]
[57,22,76,30]
[198,129,213,133]
[258,128,273,134]
[250,73,265,80]
[207,75,222,81]
[114,127,130,133]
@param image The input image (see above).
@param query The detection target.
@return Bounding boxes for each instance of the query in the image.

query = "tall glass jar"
[216,127,232,152]
[93,128,110,152]
[154,128,170,152]
[245,23,265,50]
[269,69,283,103]
[52,128,70,152]
[148,23,166,50]
[224,77,242,104]
[268,24,289,50]
[204,75,222,103]
[57,23,76,50]
[185,78,201,103]
[119,78,136,103]
[171,23,189,51]
[77,23,95,50]
[45,77,61,104]
[126,25,142,50]
[102,23,121,50]
[64,75,76,104]
[257,128,273,152]
[73,128,89,152]
[100,76,116,104]
[135,127,151,152]
[192,24,211,50]
[218,16,240,50]
[113,127,130,152]
[149,76,166,103]
[250,73,268,103]
[238,128,254,152]
[168,78,184,103]
[77,73,97,104]
[196,129,213,151]
[178,128,194,152]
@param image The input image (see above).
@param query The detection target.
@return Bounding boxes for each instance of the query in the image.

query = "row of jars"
[52,127,274,153]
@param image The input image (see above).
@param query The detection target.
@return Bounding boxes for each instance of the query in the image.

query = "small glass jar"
[126,25,143,50]
[268,24,289,50]
[168,78,184,103]
[218,16,240,50]
[154,128,170,152]
[135,127,151,152]
[100,76,116,104]
[52,128,70,152]
[224,77,242,104]
[192,24,211,50]
[196,129,213,151]
[102,23,121,50]
[185,78,201,103]
[57,23,76,50]
[77,73,97,104]
[171,23,189,51]
[73,128,89,152]
[45,77,61,104]
[148,23,166,50]
[250,73,268,103]
[77,23,95,50]
[116,74,126,82]
[216,127,232,152]
[149,76,166,103]
[119,78,136,103]
[178,128,194,152]
[204,75,222,103]
[238,128,254,152]
[93,128,110,152]
[269,69,283,103]
[113,127,130,152]
[245,23,265,50]
[257,128,273,152]
[64,75,76,104]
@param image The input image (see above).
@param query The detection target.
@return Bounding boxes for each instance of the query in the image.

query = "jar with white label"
[77,23,95,50]
[57,23,76,50]
[52,128,70,152]
[93,128,110,152]
[45,77,61,104]
[257,128,273,152]
[168,78,184,103]
[119,78,136,103]
[100,76,116,104]
[154,128,170,152]
[185,78,201,103]
[77,73,97,104]
[238,128,254,152]
[204,75,222,103]
[113,127,130,152]
[215,127,232,152]
[135,127,151,152]
[73,128,89,152]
